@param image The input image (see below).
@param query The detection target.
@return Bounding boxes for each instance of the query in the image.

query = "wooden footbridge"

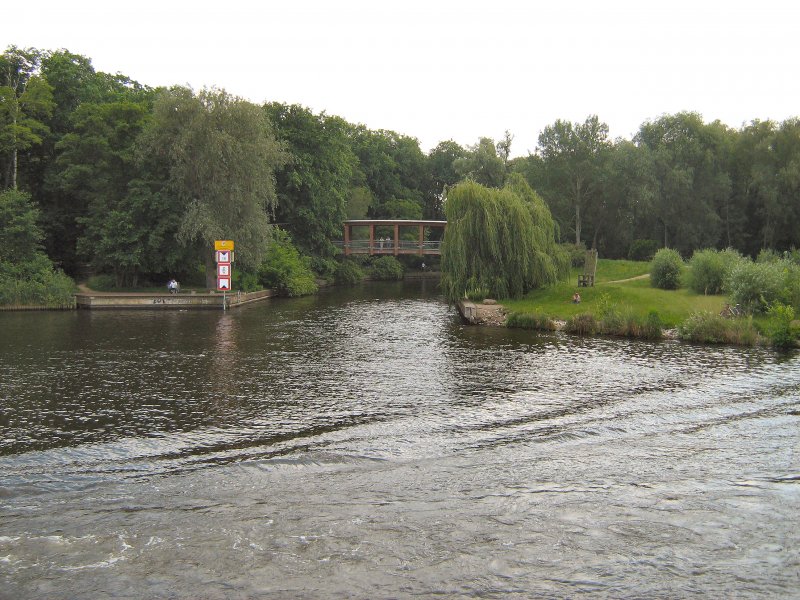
[339,220,446,256]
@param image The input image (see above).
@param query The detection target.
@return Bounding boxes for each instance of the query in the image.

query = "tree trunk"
[575,202,581,245]
[11,110,17,189]
[11,147,17,190]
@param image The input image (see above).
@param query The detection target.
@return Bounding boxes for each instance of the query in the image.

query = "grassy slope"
[503,259,727,328]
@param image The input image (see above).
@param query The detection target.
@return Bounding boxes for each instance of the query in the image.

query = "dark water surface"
[1,281,798,598]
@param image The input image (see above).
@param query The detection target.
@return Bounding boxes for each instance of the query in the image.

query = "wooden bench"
[578,249,598,287]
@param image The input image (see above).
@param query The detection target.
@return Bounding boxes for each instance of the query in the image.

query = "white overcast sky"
[3,0,799,156]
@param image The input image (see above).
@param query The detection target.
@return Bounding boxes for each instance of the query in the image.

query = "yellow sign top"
[214,240,234,251]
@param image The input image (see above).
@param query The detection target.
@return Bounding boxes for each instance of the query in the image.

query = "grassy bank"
[503,260,725,329]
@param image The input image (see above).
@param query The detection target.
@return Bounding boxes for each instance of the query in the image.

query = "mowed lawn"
[502,259,727,328]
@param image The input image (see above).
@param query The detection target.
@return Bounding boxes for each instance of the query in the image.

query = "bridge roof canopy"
[344,219,446,226]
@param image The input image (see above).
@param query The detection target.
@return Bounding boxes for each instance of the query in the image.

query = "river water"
[1,281,798,599]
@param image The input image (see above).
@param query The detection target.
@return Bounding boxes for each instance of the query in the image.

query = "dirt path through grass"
[600,273,650,285]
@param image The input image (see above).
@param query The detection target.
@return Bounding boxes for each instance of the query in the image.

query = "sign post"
[214,240,234,310]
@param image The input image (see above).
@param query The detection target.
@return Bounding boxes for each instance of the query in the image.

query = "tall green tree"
[634,112,729,254]
[36,50,153,274]
[0,46,54,190]
[536,115,611,246]
[264,103,356,257]
[349,126,427,218]
[139,86,288,285]
[54,100,179,286]
[426,139,467,219]
[731,118,800,254]
[441,174,568,301]
[589,139,658,257]
[453,137,507,188]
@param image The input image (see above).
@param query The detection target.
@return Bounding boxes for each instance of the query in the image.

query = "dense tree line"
[2,46,798,291]
[513,113,800,259]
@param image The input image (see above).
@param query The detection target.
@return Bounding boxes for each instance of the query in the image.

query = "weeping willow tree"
[441,174,569,302]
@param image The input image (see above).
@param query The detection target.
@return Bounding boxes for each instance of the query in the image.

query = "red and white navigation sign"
[214,240,234,291]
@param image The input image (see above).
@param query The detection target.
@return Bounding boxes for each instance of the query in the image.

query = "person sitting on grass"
[572,292,581,304]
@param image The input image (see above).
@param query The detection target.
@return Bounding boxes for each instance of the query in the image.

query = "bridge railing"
[334,240,442,254]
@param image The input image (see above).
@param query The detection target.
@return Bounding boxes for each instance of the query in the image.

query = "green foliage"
[370,256,404,280]
[764,303,796,348]
[349,126,426,219]
[601,307,663,339]
[466,286,490,302]
[441,175,569,302]
[536,115,611,245]
[0,190,75,307]
[587,292,662,339]
[687,248,743,295]
[265,103,356,257]
[453,137,507,188]
[257,229,318,297]
[678,311,759,345]
[346,186,372,220]
[233,270,260,293]
[650,248,683,290]
[140,86,288,272]
[380,197,423,220]
[561,243,587,267]
[334,260,365,285]
[309,256,338,279]
[55,100,162,286]
[756,248,782,263]
[0,46,55,189]
[724,258,786,314]
[0,188,44,263]
[628,239,659,261]
[506,311,557,331]
[564,313,598,335]
[0,259,75,308]
[635,112,731,255]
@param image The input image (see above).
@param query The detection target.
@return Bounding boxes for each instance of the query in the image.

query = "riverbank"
[458,260,799,347]
[0,269,441,311]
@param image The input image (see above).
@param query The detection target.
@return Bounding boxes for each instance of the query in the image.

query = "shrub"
[678,311,759,345]
[564,313,598,335]
[506,311,557,331]
[370,256,404,280]
[334,260,365,285]
[687,248,743,295]
[310,256,337,279]
[724,259,785,314]
[233,271,261,292]
[0,261,76,308]
[642,310,665,340]
[628,239,659,262]
[466,286,490,302]
[258,230,318,297]
[650,248,683,290]
[765,303,796,348]
[594,298,663,340]
[788,248,800,265]
[756,248,782,264]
